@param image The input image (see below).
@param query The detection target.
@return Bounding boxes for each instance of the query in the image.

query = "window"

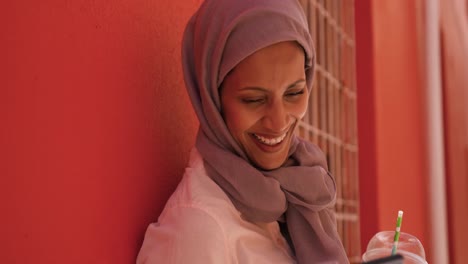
[298,1,360,262]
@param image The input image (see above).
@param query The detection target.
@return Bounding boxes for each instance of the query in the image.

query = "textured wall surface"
[1,0,201,263]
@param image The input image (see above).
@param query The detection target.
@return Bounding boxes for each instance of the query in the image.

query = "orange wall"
[1,0,201,263]
[356,0,431,260]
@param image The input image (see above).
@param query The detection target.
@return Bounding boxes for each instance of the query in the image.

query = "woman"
[137,0,349,263]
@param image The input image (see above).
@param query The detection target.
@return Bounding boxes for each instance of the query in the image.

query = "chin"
[253,156,287,171]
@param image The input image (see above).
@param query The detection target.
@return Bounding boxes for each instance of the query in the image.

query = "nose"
[261,100,291,132]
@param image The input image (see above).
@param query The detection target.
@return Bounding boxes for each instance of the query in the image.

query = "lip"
[249,129,291,153]
[254,133,287,145]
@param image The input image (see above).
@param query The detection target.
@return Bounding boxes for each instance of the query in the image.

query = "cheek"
[226,109,256,136]
[294,94,309,119]
[223,102,257,137]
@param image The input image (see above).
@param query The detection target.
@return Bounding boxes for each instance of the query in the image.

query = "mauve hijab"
[182,0,348,263]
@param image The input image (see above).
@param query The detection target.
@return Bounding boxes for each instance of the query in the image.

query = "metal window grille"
[298,0,361,262]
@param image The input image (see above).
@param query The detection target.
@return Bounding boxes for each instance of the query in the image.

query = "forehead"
[236,41,304,68]
[224,41,306,86]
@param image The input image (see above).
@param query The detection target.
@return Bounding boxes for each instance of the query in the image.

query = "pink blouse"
[137,148,296,264]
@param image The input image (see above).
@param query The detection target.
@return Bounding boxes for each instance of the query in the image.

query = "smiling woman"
[220,41,309,170]
[136,0,349,263]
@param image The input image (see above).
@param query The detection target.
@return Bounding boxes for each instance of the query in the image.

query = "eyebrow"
[239,79,306,92]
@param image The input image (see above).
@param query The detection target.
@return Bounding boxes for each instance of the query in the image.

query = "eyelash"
[242,98,265,104]
[241,88,305,104]
[285,89,305,97]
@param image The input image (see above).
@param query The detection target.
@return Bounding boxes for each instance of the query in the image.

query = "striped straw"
[391,210,404,255]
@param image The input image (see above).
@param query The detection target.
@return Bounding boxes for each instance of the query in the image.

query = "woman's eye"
[285,89,305,97]
[241,98,265,104]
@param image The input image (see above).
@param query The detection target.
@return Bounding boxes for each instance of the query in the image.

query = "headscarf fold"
[182,0,348,263]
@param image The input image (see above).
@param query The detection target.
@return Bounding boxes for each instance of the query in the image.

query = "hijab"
[182,0,349,263]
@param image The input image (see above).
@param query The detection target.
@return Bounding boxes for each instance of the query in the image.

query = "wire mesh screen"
[298,0,361,262]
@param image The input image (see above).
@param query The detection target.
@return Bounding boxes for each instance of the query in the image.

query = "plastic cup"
[362,231,427,264]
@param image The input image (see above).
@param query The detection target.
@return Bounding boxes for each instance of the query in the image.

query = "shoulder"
[137,205,230,264]
[161,148,239,220]
[137,149,240,263]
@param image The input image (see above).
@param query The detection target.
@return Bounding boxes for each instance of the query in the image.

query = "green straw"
[391,210,404,255]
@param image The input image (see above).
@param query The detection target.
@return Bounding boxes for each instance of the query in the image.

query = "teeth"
[253,133,287,146]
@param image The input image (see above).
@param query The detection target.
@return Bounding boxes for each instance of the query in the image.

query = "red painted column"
[355,0,380,251]
[440,1,468,263]
[1,0,201,263]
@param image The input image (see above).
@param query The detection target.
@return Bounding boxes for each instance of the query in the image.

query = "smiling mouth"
[252,133,288,146]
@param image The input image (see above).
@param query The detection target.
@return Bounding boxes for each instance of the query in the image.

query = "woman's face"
[220,41,309,170]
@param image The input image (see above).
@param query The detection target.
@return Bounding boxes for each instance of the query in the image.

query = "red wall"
[440,1,468,263]
[356,0,431,260]
[1,0,201,263]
